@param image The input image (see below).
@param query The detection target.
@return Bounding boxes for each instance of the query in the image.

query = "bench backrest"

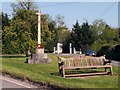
[58,56,105,67]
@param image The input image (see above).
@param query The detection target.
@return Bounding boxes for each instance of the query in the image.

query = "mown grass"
[1,54,119,89]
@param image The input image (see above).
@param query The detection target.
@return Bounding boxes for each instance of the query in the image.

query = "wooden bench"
[58,56,112,78]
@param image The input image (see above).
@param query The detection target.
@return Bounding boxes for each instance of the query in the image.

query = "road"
[111,60,120,67]
[1,76,36,90]
[1,76,52,90]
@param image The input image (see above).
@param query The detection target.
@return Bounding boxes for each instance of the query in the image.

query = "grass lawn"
[1,54,119,89]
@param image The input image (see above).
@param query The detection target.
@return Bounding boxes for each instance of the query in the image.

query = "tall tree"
[91,19,107,51]
[41,14,53,49]
[91,19,106,39]
[71,20,94,52]
[71,20,81,50]
[47,20,57,51]
[55,15,67,43]
[1,12,10,54]
[91,19,119,52]
[1,12,10,29]
[11,0,37,11]
[2,9,37,54]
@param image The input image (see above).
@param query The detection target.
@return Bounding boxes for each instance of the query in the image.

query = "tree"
[1,12,11,54]
[55,15,67,43]
[2,8,58,54]
[2,6,64,53]
[2,10,36,54]
[91,19,107,51]
[118,28,120,43]
[91,19,119,52]
[91,19,106,39]
[70,20,94,52]
[11,0,37,11]
[41,14,53,50]
[71,20,81,50]
[102,25,116,43]
[47,20,57,51]
[55,14,65,28]
[1,12,10,29]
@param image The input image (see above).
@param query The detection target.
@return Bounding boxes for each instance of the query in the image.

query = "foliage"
[11,0,37,11]
[70,20,94,52]
[2,9,37,54]
[105,45,120,61]
[55,15,68,43]
[114,45,120,53]
[1,12,10,29]
[96,45,112,57]
[2,7,68,54]
[2,1,119,55]
[91,19,119,52]
[96,44,120,61]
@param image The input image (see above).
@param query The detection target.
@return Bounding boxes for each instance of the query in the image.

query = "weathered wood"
[65,72,108,77]
[64,65,112,70]
[58,56,112,78]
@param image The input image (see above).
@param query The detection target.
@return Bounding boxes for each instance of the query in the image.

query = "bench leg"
[59,67,62,76]
[105,67,112,75]
[58,63,63,76]
[110,66,113,75]
[62,68,65,78]
[105,67,107,72]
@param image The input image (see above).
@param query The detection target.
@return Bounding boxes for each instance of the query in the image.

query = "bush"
[114,45,120,53]
[96,45,120,61]
[105,45,120,61]
[96,45,112,57]
[106,50,120,61]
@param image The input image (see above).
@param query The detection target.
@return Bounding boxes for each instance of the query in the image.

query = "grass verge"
[1,54,120,89]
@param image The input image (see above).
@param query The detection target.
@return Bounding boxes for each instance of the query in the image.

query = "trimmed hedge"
[114,45,120,53]
[96,45,120,61]
[96,45,112,57]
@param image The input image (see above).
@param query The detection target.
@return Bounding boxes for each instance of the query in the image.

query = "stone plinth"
[36,48,44,63]
[28,48,51,64]
[36,48,44,54]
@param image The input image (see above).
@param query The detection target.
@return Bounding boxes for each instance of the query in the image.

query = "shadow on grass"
[1,56,26,58]
[50,72,59,76]
[50,69,111,78]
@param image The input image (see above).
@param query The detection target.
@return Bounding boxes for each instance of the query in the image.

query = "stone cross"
[36,10,42,47]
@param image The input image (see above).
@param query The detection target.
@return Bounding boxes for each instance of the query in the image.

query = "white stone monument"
[70,43,72,54]
[73,47,76,54]
[79,48,82,54]
[57,43,63,54]
[53,47,56,54]
[35,10,44,53]
[34,10,48,63]
[27,10,52,64]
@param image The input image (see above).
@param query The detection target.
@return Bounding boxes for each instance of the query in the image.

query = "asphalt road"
[1,76,35,90]
[1,76,52,90]
[111,60,120,67]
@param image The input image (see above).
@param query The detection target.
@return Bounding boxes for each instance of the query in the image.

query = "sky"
[1,0,119,29]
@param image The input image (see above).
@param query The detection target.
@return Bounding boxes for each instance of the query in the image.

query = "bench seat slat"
[64,65,111,70]
[65,72,108,77]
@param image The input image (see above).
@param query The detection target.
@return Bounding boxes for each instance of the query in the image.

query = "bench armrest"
[104,60,111,65]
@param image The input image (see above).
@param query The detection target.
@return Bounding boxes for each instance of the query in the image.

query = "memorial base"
[28,48,51,64]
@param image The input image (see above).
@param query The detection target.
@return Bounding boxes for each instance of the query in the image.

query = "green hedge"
[96,45,120,61]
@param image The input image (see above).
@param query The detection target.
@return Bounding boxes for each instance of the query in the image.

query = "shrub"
[114,45,120,53]
[96,45,112,57]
